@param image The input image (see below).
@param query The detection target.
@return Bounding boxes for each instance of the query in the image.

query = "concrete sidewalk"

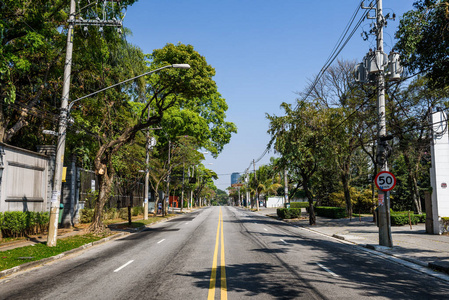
[255,207,449,275]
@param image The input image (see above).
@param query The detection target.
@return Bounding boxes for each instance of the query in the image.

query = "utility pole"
[375,0,393,247]
[284,168,289,206]
[47,0,126,246]
[245,170,250,208]
[181,162,185,212]
[360,0,393,247]
[253,159,259,211]
[165,141,171,216]
[47,0,76,247]
[144,107,150,220]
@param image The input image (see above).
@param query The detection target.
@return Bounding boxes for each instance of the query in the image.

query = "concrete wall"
[0,143,50,212]
[266,196,284,208]
[430,111,449,234]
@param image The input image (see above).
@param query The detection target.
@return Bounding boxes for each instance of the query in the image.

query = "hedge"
[315,206,347,219]
[289,202,313,209]
[277,208,302,219]
[0,211,49,238]
[390,212,426,226]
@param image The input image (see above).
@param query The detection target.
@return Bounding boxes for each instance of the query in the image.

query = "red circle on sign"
[374,171,396,192]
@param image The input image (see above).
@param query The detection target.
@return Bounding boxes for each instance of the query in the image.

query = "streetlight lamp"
[47,63,190,246]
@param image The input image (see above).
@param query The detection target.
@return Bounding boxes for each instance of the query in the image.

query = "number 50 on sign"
[374,171,396,192]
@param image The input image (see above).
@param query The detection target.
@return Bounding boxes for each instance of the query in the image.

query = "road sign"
[374,171,396,192]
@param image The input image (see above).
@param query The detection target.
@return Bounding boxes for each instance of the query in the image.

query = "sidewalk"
[255,207,449,275]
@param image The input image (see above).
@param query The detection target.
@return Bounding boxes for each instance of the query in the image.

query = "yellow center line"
[208,208,227,300]
[220,209,227,300]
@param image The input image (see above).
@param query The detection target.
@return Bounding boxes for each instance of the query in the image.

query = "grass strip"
[0,234,104,271]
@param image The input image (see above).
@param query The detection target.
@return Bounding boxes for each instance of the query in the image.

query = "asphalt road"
[1,206,448,299]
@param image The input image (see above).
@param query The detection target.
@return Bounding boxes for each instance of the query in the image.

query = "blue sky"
[123,0,414,191]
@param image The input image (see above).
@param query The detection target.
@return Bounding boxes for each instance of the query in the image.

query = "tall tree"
[395,0,449,89]
[267,100,329,225]
[84,43,234,232]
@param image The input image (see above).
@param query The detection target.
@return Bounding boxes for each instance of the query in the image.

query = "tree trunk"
[404,153,422,214]
[341,169,352,219]
[303,177,315,225]
[128,194,134,225]
[88,172,114,233]
[153,192,159,217]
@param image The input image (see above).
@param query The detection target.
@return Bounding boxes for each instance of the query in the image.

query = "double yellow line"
[208,208,227,300]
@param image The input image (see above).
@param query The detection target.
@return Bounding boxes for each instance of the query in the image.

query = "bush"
[315,206,347,219]
[327,188,374,214]
[132,206,143,216]
[0,211,50,237]
[79,209,94,223]
[390,211,426,226]
[277,208,302,219]
[119,208,128,220]
[103,208,119,220]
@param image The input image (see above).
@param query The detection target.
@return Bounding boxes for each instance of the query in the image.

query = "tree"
[387,76,449,213]
[0,0,67,143]
[267,100,330,225]
[0,0,139,147]
[395,0,449,89]
[83,43,235,232]
[215,189,228,206]
[305,60,374,218]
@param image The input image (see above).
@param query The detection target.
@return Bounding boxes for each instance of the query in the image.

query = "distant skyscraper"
[231,172,240,185]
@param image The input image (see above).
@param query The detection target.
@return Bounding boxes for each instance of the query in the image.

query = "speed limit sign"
[374,171,396,192]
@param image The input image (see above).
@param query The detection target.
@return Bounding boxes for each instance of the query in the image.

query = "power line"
[296,1,374,108]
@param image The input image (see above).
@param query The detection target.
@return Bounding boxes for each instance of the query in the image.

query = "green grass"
[0,234,104,272]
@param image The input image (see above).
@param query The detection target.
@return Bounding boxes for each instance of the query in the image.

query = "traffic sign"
[374,171,396,192]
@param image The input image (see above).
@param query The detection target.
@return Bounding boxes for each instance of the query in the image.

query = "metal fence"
[78,168,144,209]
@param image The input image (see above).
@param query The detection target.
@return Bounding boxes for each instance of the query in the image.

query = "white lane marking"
[316,262,339,277]
[157,239,166,244]
[280,239,288,244]
[264,228,268,231]
[185,222,189,224]
[114,260,134,273]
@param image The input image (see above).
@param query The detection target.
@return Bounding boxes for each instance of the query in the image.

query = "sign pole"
[375,171,395,247]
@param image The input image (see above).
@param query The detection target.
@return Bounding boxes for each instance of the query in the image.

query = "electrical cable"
[296,1,375,109]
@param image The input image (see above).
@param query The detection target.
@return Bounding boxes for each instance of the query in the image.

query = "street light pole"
[47,62,190,246]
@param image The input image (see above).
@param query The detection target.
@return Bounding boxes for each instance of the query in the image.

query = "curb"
[0,212,185,279]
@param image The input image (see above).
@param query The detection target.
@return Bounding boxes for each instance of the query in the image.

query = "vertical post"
[376,0,393,247]
[143,107,150,220]
[253,159,259,211]
[47,0,76,247]
[181,162,185,212]
[165,141,171,216]
[284,168,289,206]
[245,172,250,208]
